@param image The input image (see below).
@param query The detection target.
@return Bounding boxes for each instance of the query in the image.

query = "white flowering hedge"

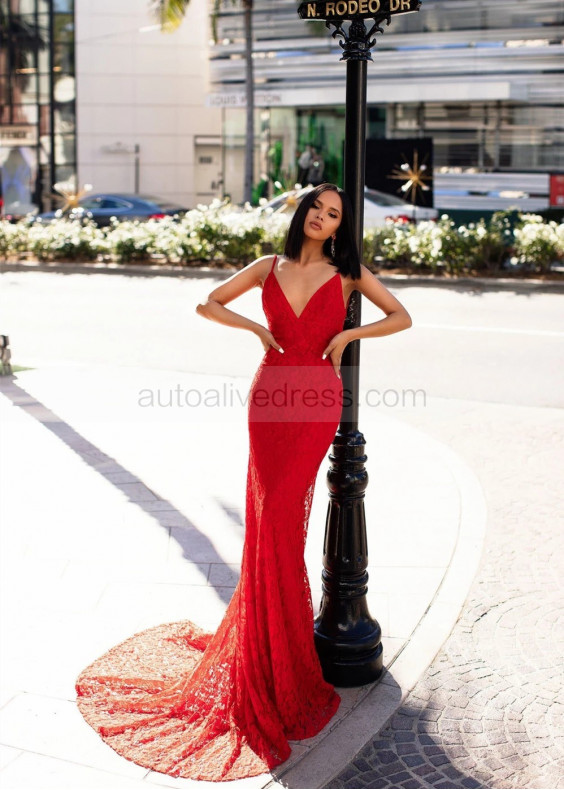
[0,201,562,275]
[364,212,563,275]
[512,214,564,273]
[0,200,291,267]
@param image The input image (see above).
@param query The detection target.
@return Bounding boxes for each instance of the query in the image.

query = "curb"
[1,259,564,292]
[265,429,488,790]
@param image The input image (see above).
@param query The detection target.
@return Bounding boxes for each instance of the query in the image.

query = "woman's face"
[303,190,342,243]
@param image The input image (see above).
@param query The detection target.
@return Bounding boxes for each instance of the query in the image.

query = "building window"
[389,101,564,171]
[0,0,76,217]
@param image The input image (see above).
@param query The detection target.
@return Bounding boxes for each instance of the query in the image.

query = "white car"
[364,188,438,226]
[260,186,438,228]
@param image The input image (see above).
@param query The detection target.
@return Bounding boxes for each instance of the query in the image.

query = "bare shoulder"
[356,264,387,288]
[354,264,410,314]
[358,263,378,279]
[250,254,276,288]
[203,254,274,306]
[228,254,274,287]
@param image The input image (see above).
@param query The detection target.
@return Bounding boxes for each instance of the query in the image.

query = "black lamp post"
[297,0,421,688]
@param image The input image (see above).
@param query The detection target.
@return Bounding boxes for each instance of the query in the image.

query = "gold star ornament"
[52,180,93,213]
[389,150,431,204]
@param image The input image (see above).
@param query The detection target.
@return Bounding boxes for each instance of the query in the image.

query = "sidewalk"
[325,396,564,789]
[0,362,487,790]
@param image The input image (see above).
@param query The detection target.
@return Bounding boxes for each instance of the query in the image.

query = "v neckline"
[269,266,341,321]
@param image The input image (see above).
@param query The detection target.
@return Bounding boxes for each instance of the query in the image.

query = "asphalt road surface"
[0,270,562,410]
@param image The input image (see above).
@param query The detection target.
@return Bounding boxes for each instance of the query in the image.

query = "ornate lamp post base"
[314,427,383,687]
[315,630,383,688]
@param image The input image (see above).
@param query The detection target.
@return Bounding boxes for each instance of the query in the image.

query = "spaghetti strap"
[271,254,277,272]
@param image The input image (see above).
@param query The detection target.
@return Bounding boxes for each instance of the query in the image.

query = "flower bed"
[1,201,562,277]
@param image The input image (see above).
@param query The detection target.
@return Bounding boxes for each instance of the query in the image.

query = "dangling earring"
[331,236,336,258]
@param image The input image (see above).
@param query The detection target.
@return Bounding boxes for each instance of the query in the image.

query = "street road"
[0,270,563,409]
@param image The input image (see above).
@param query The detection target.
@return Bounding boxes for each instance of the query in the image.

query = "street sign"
[298,0,420,21]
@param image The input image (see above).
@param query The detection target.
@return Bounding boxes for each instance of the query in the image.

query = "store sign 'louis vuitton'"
[298,0,420,20]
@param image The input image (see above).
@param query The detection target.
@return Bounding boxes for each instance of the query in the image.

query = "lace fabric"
[75,255,347,781]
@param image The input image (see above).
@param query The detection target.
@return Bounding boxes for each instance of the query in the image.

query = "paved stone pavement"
[0,364,486,790]
[327,399,564,789]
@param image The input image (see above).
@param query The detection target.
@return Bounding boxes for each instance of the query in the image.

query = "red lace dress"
[75,255,348,781]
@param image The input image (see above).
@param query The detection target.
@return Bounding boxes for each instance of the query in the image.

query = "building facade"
[0,0,222,216]
[74,0,220,211]
[208,0,564,210]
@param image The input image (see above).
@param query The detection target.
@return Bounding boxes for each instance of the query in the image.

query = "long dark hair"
[283,183,361,280]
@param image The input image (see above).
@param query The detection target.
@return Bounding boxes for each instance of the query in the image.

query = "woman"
[75,183,412,783]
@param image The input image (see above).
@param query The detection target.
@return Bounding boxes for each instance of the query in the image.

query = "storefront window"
[389,101,564,171]
[0,0,76,216]
[296,108,345,187]
[220,104,347,203]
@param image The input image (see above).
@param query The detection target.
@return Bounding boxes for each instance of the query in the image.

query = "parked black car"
[32,193,189,227]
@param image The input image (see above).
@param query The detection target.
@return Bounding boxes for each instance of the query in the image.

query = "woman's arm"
[344,264,412,341]
[323,265,412,377]
[195,255,283,353]
[195,255,272,334]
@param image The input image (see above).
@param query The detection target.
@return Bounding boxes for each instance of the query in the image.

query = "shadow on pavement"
[0,374,239,605]
[324,688,485,789]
